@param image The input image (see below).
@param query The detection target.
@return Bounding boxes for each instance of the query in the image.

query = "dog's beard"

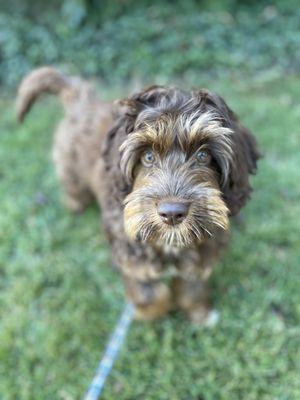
[124,184,229,248]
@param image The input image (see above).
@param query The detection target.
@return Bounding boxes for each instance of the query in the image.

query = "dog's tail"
[17,66,75,122]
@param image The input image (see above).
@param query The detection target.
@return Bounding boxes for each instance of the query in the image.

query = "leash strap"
[83,303,135,400]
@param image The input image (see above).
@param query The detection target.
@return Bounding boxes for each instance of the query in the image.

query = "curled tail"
[17,67,72,122]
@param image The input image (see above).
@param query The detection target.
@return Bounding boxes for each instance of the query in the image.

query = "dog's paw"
[133,284,173,321]
[203,309,220,328]
[189,307,220,328]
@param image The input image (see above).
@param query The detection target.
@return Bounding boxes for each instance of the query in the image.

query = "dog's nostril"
[157,201,190,225]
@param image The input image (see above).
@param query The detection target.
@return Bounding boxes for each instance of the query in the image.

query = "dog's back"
[17,67,115,212]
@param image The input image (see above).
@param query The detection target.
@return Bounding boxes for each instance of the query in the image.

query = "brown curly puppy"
[17,67,260,325]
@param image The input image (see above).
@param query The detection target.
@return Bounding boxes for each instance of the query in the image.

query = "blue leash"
[83,303,135,400]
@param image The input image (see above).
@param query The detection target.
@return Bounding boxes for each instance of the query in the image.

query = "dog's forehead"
[135,108,226,154]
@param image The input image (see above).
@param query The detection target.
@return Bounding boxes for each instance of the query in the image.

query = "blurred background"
[0,1,300,399]
[1,0,300,88]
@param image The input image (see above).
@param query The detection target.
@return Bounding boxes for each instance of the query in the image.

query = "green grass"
[2,1,300,87]
[0,75,299,399]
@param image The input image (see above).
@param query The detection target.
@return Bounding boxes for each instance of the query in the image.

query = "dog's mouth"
[124,192,229,248]
[136,223,198,248]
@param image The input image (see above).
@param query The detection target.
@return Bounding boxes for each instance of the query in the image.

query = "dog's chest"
[158,245,208,280]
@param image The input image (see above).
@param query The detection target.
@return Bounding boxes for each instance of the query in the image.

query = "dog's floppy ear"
[224,123,260,215]
[200,90,260,216]
[198,89,234,127]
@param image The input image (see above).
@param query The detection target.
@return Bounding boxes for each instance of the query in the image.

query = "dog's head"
[118,86,259,248]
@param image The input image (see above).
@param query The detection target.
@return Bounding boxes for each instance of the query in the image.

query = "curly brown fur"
[17,66,114,212]
[17,69,260,324]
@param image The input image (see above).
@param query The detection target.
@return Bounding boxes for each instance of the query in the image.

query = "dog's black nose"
[158,201,190,226]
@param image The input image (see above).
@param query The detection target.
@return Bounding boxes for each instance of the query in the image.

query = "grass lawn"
[0,75,299,400]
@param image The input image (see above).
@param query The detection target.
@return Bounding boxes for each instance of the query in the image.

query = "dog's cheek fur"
[190,188,230,232]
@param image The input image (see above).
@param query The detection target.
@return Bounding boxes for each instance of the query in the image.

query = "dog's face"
[119,87,258,248]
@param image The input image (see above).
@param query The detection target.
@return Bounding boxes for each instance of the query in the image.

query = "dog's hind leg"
[52,127,93,213]
[62,185,93,213]
[56,163,93,213]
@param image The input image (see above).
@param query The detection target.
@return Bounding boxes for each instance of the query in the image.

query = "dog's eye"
[196,149,211,164]
[141,150,155,167]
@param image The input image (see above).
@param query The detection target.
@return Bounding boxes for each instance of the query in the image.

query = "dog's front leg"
[172,275,218,326]
[123,275,173,321]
